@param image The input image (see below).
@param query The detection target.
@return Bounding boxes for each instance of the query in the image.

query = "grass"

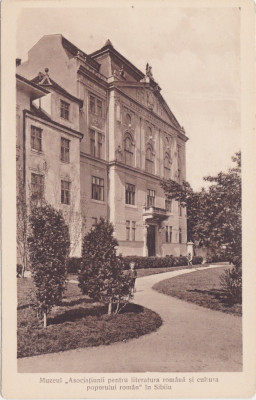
[153,266,242,316]
[17,278,162,358]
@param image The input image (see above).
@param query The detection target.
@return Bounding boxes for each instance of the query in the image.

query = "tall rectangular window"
[61,138,70,162]
[132,221,136,241]
[97,99,102,117]
[31,126,42,151]
[125,183,135,205]
[89,95,103,116]
[61,180,71,205]
[147,189,155,207]
[179,228,182,244]
[31,173,44,199]
[89,95,96,114]
[166,226,172,243]
[98,133,103,158]
[90,130,96,156]
[179,203,182,217]
[60,100,70,120]
[92,176,104,201]
[165,199,172,212]
[126,220,130,241]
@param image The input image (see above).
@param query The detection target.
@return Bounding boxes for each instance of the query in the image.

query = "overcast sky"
[16,5,241,190]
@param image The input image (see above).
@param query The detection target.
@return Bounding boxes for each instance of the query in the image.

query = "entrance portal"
[147,225,156,256]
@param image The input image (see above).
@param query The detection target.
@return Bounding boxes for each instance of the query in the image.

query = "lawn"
[153,266,242,316]
[17,278,162,358]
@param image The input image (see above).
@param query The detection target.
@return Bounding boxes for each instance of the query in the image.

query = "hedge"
[67,255,203,274]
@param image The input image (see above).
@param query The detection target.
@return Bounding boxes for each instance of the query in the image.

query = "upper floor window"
[147,189,155,207]
[98,133,103,158]
[124,134,133,166]
[61,138,70,162]
[90,130,96,156]
[145,145,154,174]
[125,183,135,205]
[60,100,70,120]
[164,154,171,179]
[31,173,44,200]
[61,180,71,205]
[125,113,131,126]
[165,199,173,212]
[89,94,103,116]
[92,176,104,201]
[31,126,42,152]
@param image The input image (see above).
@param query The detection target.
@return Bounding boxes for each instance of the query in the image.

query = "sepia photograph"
[1,0,256,398]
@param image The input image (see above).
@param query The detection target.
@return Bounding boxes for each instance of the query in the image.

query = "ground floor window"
[92,176,104,201]
[126,220,136,241]
[179,228,182,243]
[165,226,172,243]
[61,180,71,205]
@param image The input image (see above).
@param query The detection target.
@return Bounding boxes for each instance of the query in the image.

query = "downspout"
[22,109,27,274]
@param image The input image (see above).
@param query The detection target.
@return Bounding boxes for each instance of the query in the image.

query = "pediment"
[117,84,180,129]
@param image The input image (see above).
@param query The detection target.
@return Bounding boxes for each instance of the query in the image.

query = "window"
[98,133,103,158]
[31,173,44,199]
[165,199,173,212]
[97,99,102,117]
[164,154,171,179]
[92,217,97,228]
[61,180,71,205]
[124,134,133,166]
[126,220,130,241]
[89,94,103,116]
[92,176,104,201]
[60,100,70,120]
[145,146,154,174]
[147,189,155,207]
[61,138,70,162]
[125,183,135,205]
[31,126,42,151]
[179,228,182,244]
[166,226,172,243]
[179,202,182,217]
[125,113,131,126]
[132,221,136,241]
[90,130,96,156]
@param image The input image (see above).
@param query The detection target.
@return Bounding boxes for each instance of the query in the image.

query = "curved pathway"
[18,265,242,372]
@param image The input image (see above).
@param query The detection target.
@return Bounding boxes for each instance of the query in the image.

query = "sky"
[16,5,241,190]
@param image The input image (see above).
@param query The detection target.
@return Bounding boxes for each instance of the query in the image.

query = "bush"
[122,255,203,270]
[78,218,133,315]
[219,267,242,304]
[67,257,82,274]
[28,203,70,328]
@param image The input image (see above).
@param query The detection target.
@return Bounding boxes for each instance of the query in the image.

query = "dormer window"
[60,100,70,120]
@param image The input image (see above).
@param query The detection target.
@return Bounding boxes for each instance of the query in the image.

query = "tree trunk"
[108,302,112,315]
[43,311,47,328]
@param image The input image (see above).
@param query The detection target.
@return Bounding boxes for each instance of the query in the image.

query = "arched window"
[124,133,133,166]
[145,145,154,174]
[125,113,131,126]
[164,153,171,179]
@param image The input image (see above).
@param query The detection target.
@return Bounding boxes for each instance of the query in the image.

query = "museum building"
[16,34,188,258]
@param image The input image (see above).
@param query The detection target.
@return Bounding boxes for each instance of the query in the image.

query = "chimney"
[16,58,21,67]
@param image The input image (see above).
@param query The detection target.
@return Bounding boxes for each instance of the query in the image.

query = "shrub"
[219,267,242,304]
[28,204,70,328]
[122,255,203,270]
[78,218,133,315]
[67,257,82,274]
[192,256,203,265]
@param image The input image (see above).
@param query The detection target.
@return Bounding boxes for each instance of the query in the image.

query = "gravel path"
[18,265,242,372]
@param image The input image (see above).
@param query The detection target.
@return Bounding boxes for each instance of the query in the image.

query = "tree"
[160,151,242,265]
[78,218,133,315]
[16,169,28,277]
[28,203,70,328]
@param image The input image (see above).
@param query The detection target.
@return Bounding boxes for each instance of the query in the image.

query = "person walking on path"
[187,252,193,266]
[127,262,137,294]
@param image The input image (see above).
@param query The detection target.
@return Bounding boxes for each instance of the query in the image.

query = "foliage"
[160,151,242,264]
[78,218,133,315]
[67,257,82,274]
[28,203,70,327]
[16,169,29,276]
[219,267,242,304]
[122,255,202,269]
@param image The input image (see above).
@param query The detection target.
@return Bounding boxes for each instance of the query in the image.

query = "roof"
[61,36,100,72]
[31,73,83,108]
[27,106,84,138]
[16,73,50,94]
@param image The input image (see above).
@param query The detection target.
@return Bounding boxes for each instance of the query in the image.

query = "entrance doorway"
[147,225,156,256]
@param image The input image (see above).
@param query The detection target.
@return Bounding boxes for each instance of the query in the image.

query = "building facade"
[16,35,188,258]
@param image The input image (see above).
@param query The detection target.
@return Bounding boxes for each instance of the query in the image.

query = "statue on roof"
[146,63,153,79]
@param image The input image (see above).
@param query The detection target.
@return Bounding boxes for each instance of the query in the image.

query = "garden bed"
[17,278,162,358]
[153,266,242,316]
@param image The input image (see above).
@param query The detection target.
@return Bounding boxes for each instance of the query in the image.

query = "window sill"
[125,204,138,209]
[60,159,70,164]
[91,198,106,204]
[31,149,44,156]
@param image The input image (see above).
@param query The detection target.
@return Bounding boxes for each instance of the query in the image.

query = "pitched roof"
[31,73,83,108]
